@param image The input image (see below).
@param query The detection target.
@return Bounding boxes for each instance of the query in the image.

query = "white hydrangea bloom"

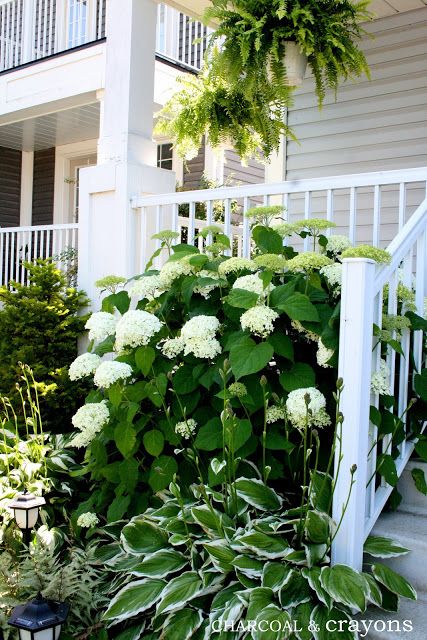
[129,275,163,299]
[316,339,334,368]
[321,263,343,295]
[233,274,275,298]
[77,512,99,528]
[193,271,222,299]
[175,418,197,439]
[371,359,390,396]
[183,337,222,360]
[85,312,117,343]
[70,401,110,448]
[161,337,185,359]
[159,260,194,289]
[218,257,257,276]
[181,315,220,340]
[94,361,133,388]
[240,306,278,338]
[69,353,101,381]
[286,388,331,429]
[266,405,286,424]
[115,310,163,351]
[291,320,319,343]
[323,235,352,256]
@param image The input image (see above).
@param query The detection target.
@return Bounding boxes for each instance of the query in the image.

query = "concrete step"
[396,461,427,517]
[365,591,427,639]
[367,511,427,593]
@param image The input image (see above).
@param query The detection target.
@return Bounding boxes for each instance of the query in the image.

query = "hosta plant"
[102,477,416,640]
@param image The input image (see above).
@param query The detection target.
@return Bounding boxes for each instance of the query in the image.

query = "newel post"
[332,258,376,570]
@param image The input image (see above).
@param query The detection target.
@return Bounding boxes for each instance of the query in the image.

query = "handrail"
[0,223,79,233]
[133,167,427,208]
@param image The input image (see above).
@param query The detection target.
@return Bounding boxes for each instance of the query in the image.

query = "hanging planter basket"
[282,41,307,87]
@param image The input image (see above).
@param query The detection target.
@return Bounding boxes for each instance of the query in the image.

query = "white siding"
[286,8,427,180]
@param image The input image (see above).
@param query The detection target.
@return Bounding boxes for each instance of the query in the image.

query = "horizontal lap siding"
[224,150,266,186]
[32,147,55,225]
[183,145,205,190]
[286,9,427,180]
[0,146,22,227]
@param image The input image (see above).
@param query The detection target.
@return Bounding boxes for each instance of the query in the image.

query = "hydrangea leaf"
[143,430,165,457]
[149,456,178,492]
[230,336,274,380]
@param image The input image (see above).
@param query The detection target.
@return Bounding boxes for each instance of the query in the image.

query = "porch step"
[396,461,427,518]
[365,591,427,639]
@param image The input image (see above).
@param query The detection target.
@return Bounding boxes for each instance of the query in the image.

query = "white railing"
[0,223,78,286]
[0,0,106,72]
[156,3,209,72]
[0,0,207,74]
[333,197,427,569]
[132,167,427,271]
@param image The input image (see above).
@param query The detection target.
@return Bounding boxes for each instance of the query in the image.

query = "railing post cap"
[341,257,376,264]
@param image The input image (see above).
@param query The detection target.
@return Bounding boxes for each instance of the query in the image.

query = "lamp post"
[8,593,69,639]
[9,490,46,545]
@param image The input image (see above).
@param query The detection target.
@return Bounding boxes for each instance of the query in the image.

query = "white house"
[0,0,426,632]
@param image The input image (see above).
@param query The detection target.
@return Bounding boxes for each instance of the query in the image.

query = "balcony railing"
[0,0,207,74]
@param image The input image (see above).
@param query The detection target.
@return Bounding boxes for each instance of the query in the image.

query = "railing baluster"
[242,196,251,259]
[0,232,4,286]
[303,191,311,252]
[5,232,10,286]
[414,230,426,372]
[326,189,334,232]
[224,199,231,256]
[188,202,195,246]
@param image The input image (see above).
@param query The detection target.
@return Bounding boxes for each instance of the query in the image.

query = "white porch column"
[78,0,176,305]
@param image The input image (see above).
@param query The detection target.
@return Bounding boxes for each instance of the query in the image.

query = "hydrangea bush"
[68,214,427,526]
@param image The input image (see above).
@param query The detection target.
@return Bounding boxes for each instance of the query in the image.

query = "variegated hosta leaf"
[301,567,332,609]
[114,623,145,640]
[129,549,188,578]
[234,478,282,511]
[246,587,274,619]
[320,565,370,613]
[310,605,357,640]
[231,555,264,580]
[251,605,292,640]
[161,608,204,640]
[303,543,328,568]
[279,570,311,608]
[156,571,203,616]
[304,510,331,544]
[239,531,290,559]
[262,562,293,591]
[293,602,313,640]
[211,584,241,611]
[191,505,233,534]
[371,564,417,600]
[215,594,246,629]
[364,573,383,607]
[204,540,237,572]
[364,535,410,558]
[121,519,167,555]
[103,578,165,624]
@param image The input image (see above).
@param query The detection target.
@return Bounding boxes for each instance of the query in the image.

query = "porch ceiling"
[0,103,100,152]
[163,0,427,20]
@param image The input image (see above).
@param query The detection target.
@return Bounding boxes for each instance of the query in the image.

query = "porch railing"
[0,223,79,287]
[0,0,106,73]
[133,166,427,569]
[0,0,207,74]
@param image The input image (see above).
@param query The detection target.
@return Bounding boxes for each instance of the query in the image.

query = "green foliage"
[0,536,107,639]
[156,0,372,160]
[0,260,89,431]
[101,480,411,638]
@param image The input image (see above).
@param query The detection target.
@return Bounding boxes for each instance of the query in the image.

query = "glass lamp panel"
[18,631,32,640]
[14,507,39,529]
[34,628,56,640]
[55,625,62,639]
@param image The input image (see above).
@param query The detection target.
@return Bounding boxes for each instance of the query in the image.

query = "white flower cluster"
[371,359,390,396]
[291,320,319,344]
[69,353,101,381]
[240,305,278,338]
[193,270,222,299]
[233,274,275,298]
[85,312,117,343]
[93,361,133,389]
[159,260,194,289]
[175,418,197,439]
[218,257,257,276]
[181,315,222,359]
[323,235,352,257]
[129,275,163,300]
[286,388,331,429]
[316,340,334,368]
[70,401,110,448]
[115,310,163,351]
[266,405,286,424]
[77,512,99,528]
[321,263,343,295]
[161,337,185,359]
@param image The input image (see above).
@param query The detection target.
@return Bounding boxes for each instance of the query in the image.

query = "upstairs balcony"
[0,0,207,75]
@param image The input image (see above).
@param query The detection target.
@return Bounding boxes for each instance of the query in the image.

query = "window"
[157,143,174,171]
